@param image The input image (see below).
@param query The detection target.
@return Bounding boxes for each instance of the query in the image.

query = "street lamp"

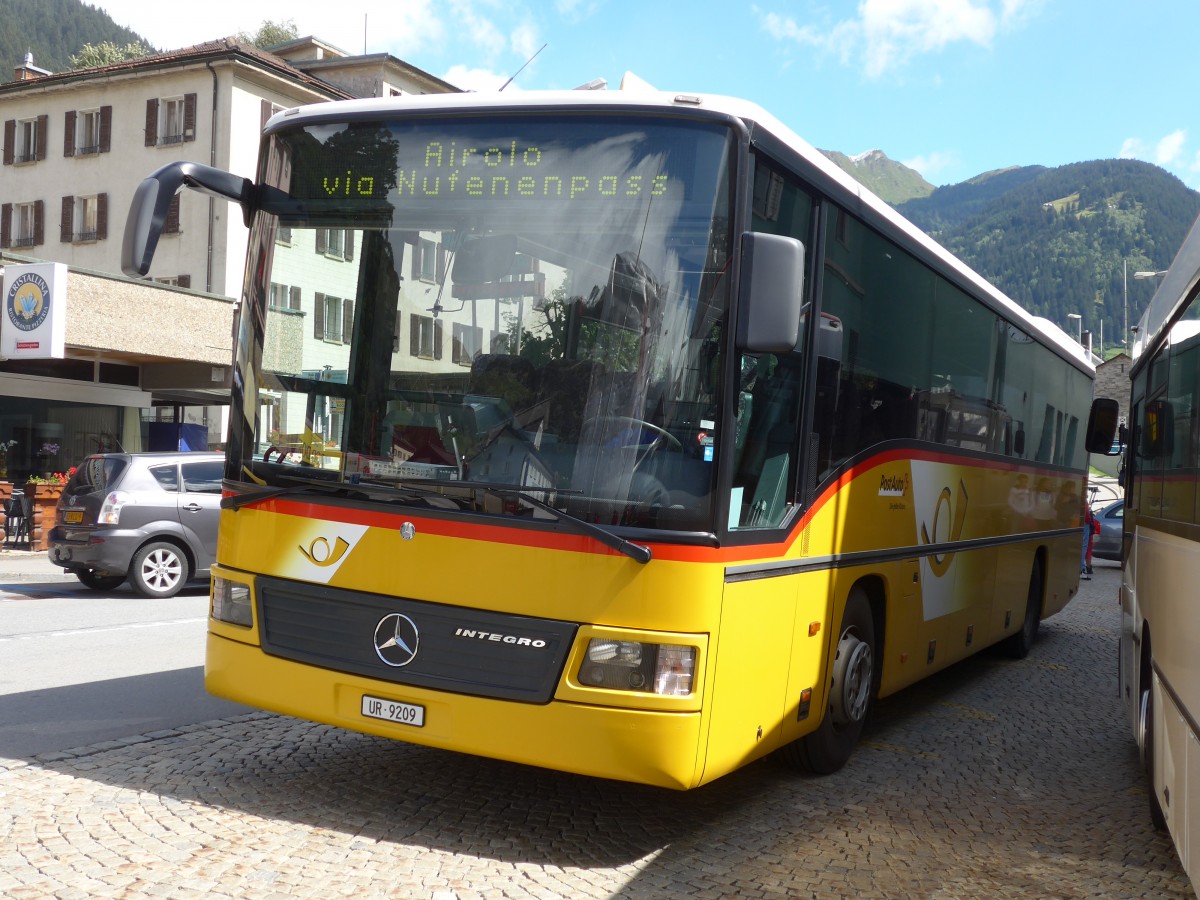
[1067,312,1082,344]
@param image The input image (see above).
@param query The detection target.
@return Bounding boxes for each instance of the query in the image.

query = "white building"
[0,38,456,481]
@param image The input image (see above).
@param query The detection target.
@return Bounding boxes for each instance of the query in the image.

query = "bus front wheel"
[782,588,876,775]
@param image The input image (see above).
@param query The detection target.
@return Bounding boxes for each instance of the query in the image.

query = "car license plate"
[64,510,84,523]
[361,694,424,727]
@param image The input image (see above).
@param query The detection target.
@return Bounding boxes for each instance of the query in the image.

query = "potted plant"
[23,468,73,552]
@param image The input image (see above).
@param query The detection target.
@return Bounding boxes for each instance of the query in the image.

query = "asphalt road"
[0,560,1192,898]
[0,580,250,756]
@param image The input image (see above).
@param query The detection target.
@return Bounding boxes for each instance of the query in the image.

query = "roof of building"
[0,38,353,100]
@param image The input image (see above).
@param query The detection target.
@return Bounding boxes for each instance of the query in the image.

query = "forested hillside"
[899,159,1200,343]
[0,0,150,73]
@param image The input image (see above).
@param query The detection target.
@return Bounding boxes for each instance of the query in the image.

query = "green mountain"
[0,0,152,74]
[896,159,1200,344]
[822,149,935,204]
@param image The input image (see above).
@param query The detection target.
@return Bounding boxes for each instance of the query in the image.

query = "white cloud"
[902,150,959,182]
[1121,130,1190,168]
[441,65,513,93]
[757,0,1034,79]
[1155,130,1187,167]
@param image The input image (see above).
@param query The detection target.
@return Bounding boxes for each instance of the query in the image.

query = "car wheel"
[76,570,125,591]
[129,541,190,598]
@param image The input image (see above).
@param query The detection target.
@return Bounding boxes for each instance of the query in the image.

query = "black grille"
[257,577,577,703]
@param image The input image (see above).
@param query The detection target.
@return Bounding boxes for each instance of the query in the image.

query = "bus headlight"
[578,639,696,695]
[212,577,253,627]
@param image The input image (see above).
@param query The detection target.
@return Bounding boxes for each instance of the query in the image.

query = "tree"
[69,40,151,69]
[236,19,299,49]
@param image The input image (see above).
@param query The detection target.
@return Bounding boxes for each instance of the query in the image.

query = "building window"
[270,283,301,311]
[67,107,110,156]
[412,238,444,282]
[8,201,43,248]
[277,225,293,245]
[153,275,192,288]
[3,116,47,166]
[62,194,107,243]
[145,95,196,147]
[314,293,353,345]
[452,323,483,365]
[410,314,443,359]
[315,228,354,261]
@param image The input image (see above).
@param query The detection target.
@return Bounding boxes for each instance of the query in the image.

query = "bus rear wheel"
[782,588,875,775]
[1140,677,1168,831]
[1002,558,1043,659]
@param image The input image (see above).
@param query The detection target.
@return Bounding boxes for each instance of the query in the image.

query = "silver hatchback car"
[48,451,224,597]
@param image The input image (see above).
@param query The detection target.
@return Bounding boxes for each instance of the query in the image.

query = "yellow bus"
[124,87,1116,789]
[1120,211,1200,885]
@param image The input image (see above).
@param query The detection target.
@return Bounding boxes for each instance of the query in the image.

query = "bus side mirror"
[123,161,253,277]
[737,232,805,353]
[1084,397,1120,454]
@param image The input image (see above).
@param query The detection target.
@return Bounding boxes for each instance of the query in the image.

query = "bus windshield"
[242,114,734,533]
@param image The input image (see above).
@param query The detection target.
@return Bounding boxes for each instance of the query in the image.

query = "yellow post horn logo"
[299,536,351,567]
[920,480,968,578]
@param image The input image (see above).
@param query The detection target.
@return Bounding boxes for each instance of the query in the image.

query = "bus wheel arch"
[781,578,882,775]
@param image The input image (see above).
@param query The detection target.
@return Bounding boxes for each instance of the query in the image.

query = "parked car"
[48,452,224,597]
[1092,498,1124,562]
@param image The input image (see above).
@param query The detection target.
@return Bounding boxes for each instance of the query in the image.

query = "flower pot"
[23,482,64,552]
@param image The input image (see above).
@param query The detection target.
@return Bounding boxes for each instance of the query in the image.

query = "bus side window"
[731,352,802,528]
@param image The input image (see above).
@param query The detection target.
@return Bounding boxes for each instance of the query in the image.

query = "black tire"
[1141,678,1169,831]
[129,541,190,598]
[782,587,876,774]
[1002,558,1043,659]
[76,570,125,591]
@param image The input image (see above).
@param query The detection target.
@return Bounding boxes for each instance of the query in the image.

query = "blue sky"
[93,0,1199,188]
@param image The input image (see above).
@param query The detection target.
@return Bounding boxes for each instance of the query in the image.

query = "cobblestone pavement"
[0,562,1191,899]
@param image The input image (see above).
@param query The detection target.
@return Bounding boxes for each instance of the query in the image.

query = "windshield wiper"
[386,477,652,564]
[222,474,445,510]
[227,474,651,564]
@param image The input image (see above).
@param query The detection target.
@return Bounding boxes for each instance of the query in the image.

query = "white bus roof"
[1132,210,1200,364]
[268,88,1091,374]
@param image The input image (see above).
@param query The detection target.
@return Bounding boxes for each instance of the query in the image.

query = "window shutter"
[36,115,47,161]
[99,106,112,153]
[289,286,301,311]
[315,229,327,254]
[145,99,158,146]
[97,193,108,240]
[63,110,76,157]
[409,314,419,355]
[3,120,13,165]
[260,99,273,129]
[344,230,355,261]
[434,320,444,360]
[1,203,10,248]
[183,93,197,142]
[436,244,447,282]
[177,275,191,289]
[392,307,401,353]
[164,195,180,234]
[33,199,43,245]
[60,196,73,242]
[342,299,355,345]
[314,293,325,339]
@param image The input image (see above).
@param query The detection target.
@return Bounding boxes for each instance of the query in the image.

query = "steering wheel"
[584,415,683,469]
